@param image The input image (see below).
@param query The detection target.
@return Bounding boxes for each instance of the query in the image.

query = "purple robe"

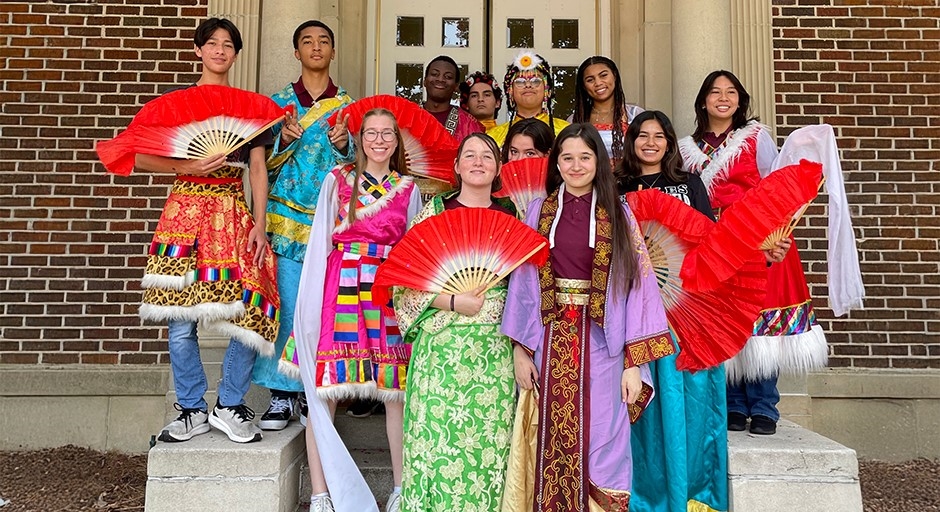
[501,194,669,502]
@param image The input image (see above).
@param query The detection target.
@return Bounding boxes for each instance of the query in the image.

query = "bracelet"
[450,294,456,311]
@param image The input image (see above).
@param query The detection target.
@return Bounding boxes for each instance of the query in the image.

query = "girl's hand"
[621,366,642,404]
[246,224,269,266]
[513,344,538,390]
[763,237,792,263]
[453,286,485,317]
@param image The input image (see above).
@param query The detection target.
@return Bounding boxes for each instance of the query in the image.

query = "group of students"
[137,16,827,512]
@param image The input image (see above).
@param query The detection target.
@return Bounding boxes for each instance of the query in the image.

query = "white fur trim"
[725,324,828,383]
[277,359,300,381]
[376,388,406,403]
[315,381,378,402]
[204,319,275,357]
[138,301,245,323]
[333,175,415,234]
[679,122,765,193]
[141,273,189,290]
[225,160,249,171]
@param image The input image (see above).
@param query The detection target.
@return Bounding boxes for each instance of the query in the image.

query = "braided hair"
[503,51,558,133]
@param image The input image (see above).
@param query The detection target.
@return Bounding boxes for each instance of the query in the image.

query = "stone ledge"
[0,364,169,396]
[808,368,940,399]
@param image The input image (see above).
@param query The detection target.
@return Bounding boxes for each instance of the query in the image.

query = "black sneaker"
[345,399,384,418]
[727,412,748,432]
[749,415,777,435]
[259,395,294,431]
[298,394,308,427]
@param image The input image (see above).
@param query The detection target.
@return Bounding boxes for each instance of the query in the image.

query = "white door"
[367,0,486,103]
[367,0,609,120]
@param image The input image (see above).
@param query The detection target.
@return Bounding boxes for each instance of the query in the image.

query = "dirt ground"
[0,446,938,511]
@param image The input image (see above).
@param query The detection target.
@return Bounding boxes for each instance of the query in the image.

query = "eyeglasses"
[362,130,397,142]
[513,76,544,88]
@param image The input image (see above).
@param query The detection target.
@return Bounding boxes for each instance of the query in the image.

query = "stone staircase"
[146,346,861,511]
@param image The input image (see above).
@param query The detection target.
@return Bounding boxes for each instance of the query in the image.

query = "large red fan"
[372,208,549,305]
[493,156,548,218]
[626,189,768,371]
[682,159,823,292]
[328,95,459,185]
[96,85,291,176]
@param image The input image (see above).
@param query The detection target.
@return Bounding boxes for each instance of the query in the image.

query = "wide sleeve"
[755,127,780,178]
[406,183,424,224]
[619,203,675,368]
[500,197,546,353]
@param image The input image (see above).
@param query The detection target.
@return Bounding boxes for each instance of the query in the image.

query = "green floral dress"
[397,195,516,512]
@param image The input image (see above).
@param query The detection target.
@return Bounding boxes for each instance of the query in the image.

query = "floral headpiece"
[503,51,554,114]
[458,71,503,116]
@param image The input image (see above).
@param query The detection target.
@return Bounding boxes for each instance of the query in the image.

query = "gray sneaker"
[208,401,262,443]
[386,490,401,512]
[158,403,210,442]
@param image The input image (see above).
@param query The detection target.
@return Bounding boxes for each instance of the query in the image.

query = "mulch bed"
[0,446,146,511]
[1,446,938,511]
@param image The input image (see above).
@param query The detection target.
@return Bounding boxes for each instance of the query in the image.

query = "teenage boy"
[251,20,354,431]
[138,18,277,444]
[459,71,502,130]
[422,55,483,141]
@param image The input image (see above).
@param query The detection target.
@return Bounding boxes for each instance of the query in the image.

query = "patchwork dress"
[281,165,423,402]
[138,139,280,356]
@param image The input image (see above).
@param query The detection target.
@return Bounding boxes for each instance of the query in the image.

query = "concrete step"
[728,420,862,512]
[145,424,306,512]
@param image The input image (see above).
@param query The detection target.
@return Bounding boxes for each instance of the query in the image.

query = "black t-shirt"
[620,172,715,221]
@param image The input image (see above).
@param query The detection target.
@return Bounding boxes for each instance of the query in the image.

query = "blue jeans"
[167,319,256,410]
[726,375,780,421]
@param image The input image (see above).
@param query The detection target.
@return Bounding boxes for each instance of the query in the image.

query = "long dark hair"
[347,108,409,224]
[619,110,687,184]
[691,70,759,141]
[454,132,502,192]
[546,123,637,291]
[572,56,627,163]
[500,117,555,163]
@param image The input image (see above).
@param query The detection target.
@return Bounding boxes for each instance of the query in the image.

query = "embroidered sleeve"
[623,332,674,368]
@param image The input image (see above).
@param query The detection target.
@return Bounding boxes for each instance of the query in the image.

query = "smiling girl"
[288,108,423,511]
[571,56,644,167]
[502,123,673,511]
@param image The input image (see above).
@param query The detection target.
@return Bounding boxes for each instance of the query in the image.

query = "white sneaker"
[158,403,210,442]
[208,401,262,443]
[309,494,334,512]
[386,490,401,512]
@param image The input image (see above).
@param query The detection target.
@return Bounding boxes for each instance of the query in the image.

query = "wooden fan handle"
[224,113,288,156]
[477,242,547,296]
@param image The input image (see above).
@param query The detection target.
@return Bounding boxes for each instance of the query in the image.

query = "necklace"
[637,173,663,191]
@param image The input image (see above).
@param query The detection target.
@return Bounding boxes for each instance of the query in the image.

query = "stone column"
[730,0,777,137]
[670,0,732,137]
[257,1,322,96]
[208,0,262,91]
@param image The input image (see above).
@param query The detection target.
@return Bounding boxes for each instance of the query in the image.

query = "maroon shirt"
[550,190,594,280]
[443,196,515,216]
[702,125,733,148]
[291,77,339,108]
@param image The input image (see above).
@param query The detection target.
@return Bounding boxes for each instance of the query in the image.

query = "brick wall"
[0,0,208,364]
[772,0,940,369]
[1,0,937,370]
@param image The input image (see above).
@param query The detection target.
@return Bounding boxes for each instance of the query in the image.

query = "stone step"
[145,424,306,512]
[728,420,862,512]
[147,414,861,512]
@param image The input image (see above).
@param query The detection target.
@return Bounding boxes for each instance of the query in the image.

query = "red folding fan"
[372,208,549,305]
[626,189,768,371]
[96,85,292,176]
[493,156,548,218]
[682,159,824,292]
[328,94,459,185]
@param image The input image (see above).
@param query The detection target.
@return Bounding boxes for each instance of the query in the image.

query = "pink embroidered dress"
[279,165,423,401]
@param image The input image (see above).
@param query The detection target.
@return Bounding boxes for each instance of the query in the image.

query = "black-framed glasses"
[363,129,397,142]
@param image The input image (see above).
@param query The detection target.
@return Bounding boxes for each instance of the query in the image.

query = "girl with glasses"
[486,51,569,147]
[286,108,423,512]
